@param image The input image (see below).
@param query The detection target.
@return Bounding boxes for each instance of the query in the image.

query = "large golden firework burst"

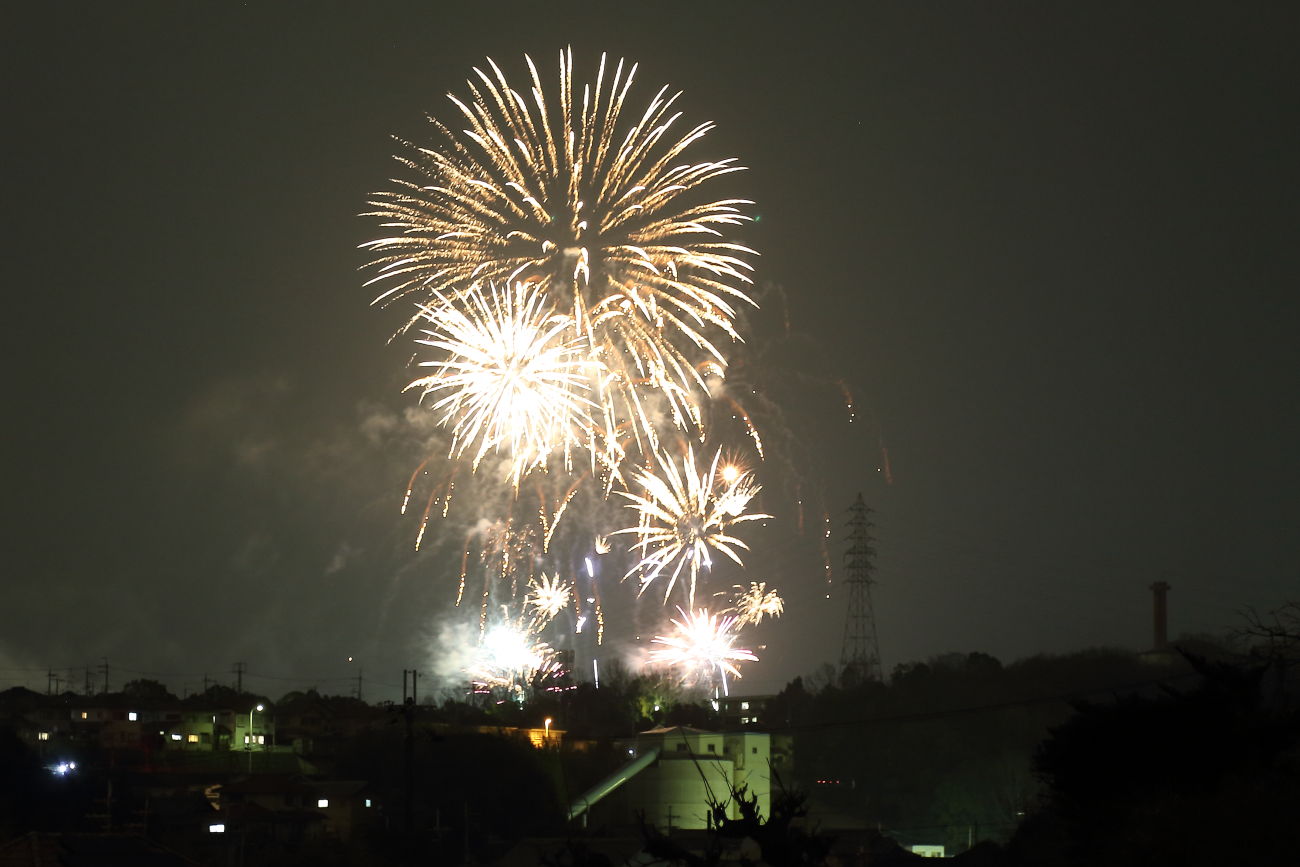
[364,48,758,464]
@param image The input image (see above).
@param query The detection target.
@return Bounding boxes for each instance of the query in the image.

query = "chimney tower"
[1149,581,1171,651]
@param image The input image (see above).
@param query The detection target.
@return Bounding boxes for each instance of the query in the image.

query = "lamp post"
[247,704,263,772]
[544,717,552,744]
[248,704,264,747]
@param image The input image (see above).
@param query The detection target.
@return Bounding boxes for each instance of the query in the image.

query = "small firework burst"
[526,573,573,625]
[648,607,757,694]
[614,445,770,607]
[728,581,784,626]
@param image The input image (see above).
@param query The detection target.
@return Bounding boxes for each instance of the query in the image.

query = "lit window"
[257,735,265,745]
[171,734,182,741]
[740,717,750,724]
[38,732,50,741]
[244,735,250,745]
[128,712,138,721]
[80,712,88,720]
[740,702,750,710]
[365,799,372,808]
[317,799,329,808]
[187,734,200,743]
[209,824,225,834]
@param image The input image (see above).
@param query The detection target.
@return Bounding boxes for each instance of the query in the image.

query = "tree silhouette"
[1021,653,1300,866]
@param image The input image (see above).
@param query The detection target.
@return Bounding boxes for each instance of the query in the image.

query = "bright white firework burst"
[648,607,757,694]
[525,573,573,625]
[468,618,558,691]
[614,445,770,607]
[406,281,598,484]
[364,49,758,465]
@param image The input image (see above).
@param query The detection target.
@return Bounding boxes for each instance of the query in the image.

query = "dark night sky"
[7,2,1298,700]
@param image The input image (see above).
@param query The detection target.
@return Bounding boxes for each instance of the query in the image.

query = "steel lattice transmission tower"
[840,493,883,684]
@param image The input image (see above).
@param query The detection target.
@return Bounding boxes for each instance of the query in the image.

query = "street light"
[248,704,264,748]
[247,704,264,774]
[544,717,552,744]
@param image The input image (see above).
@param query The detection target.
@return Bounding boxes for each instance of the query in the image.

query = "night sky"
[8,2,1298,701]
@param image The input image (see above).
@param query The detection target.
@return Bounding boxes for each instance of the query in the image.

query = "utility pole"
[47,669,61,696]
[402,669,419,705]
[840,493,884,684]
[99,657,110,694]
[84,666,94,696]
[401,668,419,837]
[232,662,246,693]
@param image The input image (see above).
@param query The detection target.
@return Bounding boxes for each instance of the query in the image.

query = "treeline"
[765,648,1200,851]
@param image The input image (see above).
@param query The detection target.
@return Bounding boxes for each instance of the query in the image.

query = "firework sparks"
[648,607,757,693]
[728,581,784,626]
[467,617,557,690]
[526,573,572,625]
[613,446,770,607]
[406,281,598,484]
[364,49,758,463]
[367,51,787,700]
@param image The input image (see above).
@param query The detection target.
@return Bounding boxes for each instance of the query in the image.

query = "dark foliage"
[1016,653,1300,867]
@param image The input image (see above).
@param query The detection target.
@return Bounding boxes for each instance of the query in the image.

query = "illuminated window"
[244,735,250,745]
[80,712,88,720]
[128,712,138,721]
[364,799,372,808]
[187,734,200,743]
[317,799,329,808]
[740,701,750,710]
[257,735,265,745]
[209,824,225,834]
[38,732,50,741]
[171,734,182,741]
